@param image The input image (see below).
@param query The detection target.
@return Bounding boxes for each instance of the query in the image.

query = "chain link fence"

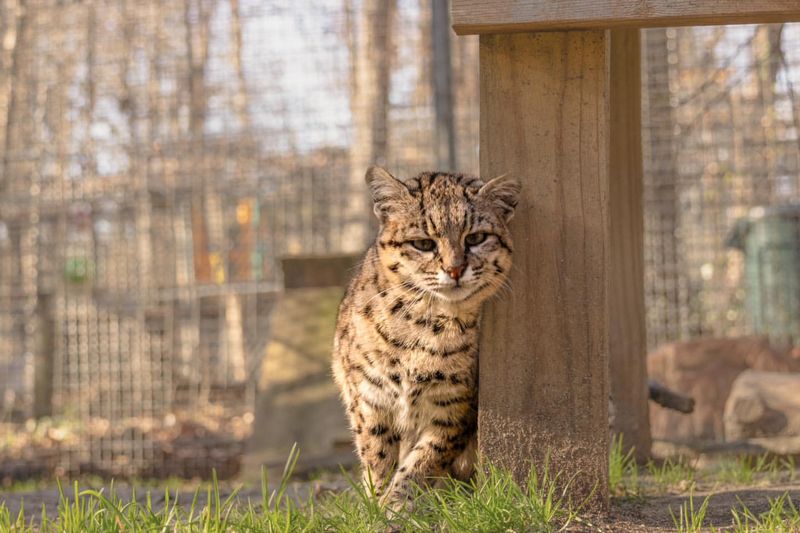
[642,24,800,349]
[0,0,478,479]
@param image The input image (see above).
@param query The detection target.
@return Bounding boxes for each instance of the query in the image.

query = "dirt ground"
[590,484,800,531]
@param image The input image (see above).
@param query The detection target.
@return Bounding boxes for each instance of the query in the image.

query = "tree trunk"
[431,0,456,171]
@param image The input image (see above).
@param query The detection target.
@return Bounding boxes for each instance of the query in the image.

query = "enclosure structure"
[452,1,800,508]
[0,0,481,479]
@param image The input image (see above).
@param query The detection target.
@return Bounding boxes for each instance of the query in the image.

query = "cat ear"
[365,166,413,221]
[479,173,521,223]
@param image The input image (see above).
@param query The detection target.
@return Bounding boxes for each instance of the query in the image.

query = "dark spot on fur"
[433,370,445,381]
[433,395,471,407]
[354,364,384,388]
[390,300,404,315]
[374,322,408,350]
[451,440,468,452]
[437,343,473,358]
[493,259,505,274]
[388,262,400,272]
[370,424,388,436]
[389,373,401,385]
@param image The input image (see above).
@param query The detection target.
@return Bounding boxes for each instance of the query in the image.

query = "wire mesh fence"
[642,24,800,349]
[0,0,479,479]
[1,0,800,479]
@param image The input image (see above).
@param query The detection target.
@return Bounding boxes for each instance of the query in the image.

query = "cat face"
[367,167,520,306]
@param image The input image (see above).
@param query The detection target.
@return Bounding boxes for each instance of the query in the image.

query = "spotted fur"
[332,167,520,508]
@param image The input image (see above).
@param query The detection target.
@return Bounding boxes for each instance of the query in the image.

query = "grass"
[609,434,640,497]
[613,440,800,532]
[0,447,588,533]
[669,490,711,533]
[668,491,800,533]
[647,456,697,493]
[713,454,798,487]
[3,440,799,531]
[731,492,800,532]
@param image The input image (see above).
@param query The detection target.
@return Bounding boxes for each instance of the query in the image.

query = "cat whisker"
[365,279,418,303]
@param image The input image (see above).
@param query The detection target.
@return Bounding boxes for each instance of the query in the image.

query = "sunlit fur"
[332,167,520,510]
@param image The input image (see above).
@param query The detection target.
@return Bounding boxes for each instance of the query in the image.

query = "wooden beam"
[478,30,609,509]
[608,28,651,462]
[452,1,800,35]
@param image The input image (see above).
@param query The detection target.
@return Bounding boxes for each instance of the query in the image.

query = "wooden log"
[648,336,797,442]
[479,30,609,509]
[724,370,800,441]
[608,28,651,461]
[452,1,800,35]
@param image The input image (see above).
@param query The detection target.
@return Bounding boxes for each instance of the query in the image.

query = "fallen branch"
[648,379,695,413]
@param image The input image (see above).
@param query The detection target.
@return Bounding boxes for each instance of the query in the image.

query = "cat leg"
[381,422,473,509]
[350,402,401,496]
[449,434,477,481]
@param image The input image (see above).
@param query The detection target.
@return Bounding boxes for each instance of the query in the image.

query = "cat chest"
[394,373,466,430]
[357,359,472,425]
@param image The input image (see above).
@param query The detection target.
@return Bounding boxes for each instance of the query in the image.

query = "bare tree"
[431,0,456,171]
[343,0,396,252]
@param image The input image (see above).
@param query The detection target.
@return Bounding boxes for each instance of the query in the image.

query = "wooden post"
[479,31,609,508]
[34,291,55,418]
[608,28,651,460]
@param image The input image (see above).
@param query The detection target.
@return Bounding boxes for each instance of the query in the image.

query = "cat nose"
[446,265,466,281]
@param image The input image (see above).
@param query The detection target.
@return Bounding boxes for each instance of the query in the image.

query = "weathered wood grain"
[608,28,651,461]
[478,30,609,509]
[452,1,800,35]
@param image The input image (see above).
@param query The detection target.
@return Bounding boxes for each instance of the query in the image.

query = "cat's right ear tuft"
[479,173,521,223]
[365,166,412,222]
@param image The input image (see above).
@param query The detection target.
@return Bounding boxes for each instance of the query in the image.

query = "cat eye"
[410,239,436,252]
[465,232,487,247]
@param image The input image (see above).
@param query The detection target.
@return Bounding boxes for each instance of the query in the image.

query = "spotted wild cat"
[332,167,520,507]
